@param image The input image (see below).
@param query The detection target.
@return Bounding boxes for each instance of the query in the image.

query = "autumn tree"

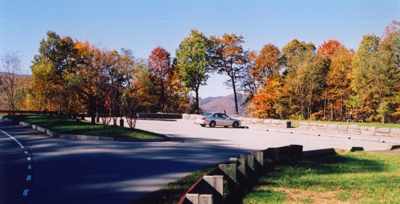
[148,47,172,112]
[248,76,283,118]
[253,44,281,84]
[0,53,22,111]
[324,46,353,120]
[176,30,212,113]
[317,40,343,58]
[165,59,190,112]
[210,34,249,114]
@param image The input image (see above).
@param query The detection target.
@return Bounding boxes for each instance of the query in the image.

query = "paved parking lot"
[136,119,399,151]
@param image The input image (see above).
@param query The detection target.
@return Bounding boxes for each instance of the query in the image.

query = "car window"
[202,112,211,116]
[222,114,230,119]
[215,113,228,119]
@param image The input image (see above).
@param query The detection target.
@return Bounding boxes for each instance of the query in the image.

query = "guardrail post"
[237,155,248,180]
[119,118,124,127]
[253,151,264,174]
[289,145,303,161]
[263,148,280,163]
[202,175,223,196]
[199,194,213,204]
[246,154,258,185]
[218,162,238,184]
[185,193,199,204]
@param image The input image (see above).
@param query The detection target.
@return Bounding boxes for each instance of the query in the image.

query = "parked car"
[196,112,241,128]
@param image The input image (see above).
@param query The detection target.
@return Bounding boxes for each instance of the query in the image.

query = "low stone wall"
[182,114,400,138]
[297,121,400,138]
[177,145,335,204]
[182,114,203,120]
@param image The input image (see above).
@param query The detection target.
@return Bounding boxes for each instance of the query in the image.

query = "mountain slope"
[200,93,247,115]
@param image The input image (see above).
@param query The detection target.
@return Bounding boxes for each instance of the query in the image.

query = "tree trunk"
[88,96,96,125]
[195,86,200,114]
[231,76,239,114]
[160,80,165,112]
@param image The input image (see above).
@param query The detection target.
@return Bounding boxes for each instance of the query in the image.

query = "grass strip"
[5,114,165,141]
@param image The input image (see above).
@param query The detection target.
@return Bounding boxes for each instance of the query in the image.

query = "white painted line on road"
[0,128,34,199]
[0,129,24,149]
[26,175,32,182]
[22,189,30,197]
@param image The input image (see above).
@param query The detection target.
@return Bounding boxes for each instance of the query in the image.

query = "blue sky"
[1,0,399,97]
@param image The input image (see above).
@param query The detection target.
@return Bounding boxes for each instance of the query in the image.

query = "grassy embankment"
[244,151,400,204]
[5,114,164,141]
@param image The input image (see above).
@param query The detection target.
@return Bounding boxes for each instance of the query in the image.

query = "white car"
[196,112,241,128]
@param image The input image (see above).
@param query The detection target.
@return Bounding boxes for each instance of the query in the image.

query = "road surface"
[0,119,397,204]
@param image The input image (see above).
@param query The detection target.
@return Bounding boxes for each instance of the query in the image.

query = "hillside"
[199,93,247,115]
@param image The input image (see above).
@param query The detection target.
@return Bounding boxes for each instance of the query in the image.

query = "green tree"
[176,30,212,113]
[31,31,77,112]
[282,39,315,74]
[351,35,382,121]
[280,39,319,118]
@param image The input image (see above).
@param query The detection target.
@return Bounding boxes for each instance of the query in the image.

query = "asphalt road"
[0,120,248,204]
[1,119,398,204]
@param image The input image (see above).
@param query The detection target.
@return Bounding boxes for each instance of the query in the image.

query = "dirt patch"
[272,187,361,204]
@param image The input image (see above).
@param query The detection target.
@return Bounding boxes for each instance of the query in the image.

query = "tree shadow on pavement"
[0,121,250,204]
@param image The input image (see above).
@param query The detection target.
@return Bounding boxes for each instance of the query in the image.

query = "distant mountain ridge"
[199,93,247,115]
[0,72,31,77]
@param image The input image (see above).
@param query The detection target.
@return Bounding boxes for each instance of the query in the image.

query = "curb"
[17,120,168,142]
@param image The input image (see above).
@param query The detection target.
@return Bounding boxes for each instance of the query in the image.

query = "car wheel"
[200,124,205,127]
[209,121,216,128]
[233,121,239,128]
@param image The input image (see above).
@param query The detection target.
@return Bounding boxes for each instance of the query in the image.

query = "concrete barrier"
[36,126,46,133]
[179,145,307,204]
[303,148,336,158]
[218,162,238,184]
[391,145,400,150]
[18,121,31,127]
[390,128,400,137]
[374,128,391,137]
[350,147,364,152]
[46,129,58,137]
